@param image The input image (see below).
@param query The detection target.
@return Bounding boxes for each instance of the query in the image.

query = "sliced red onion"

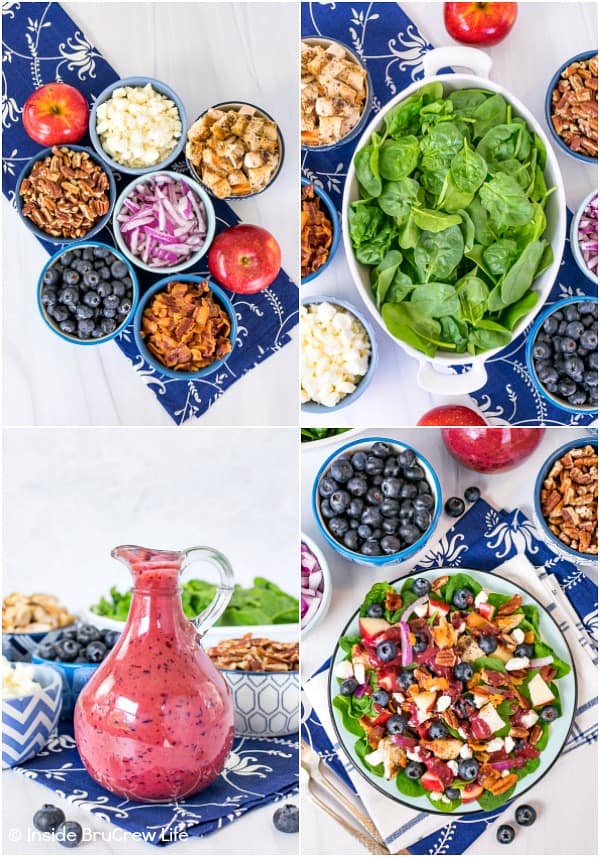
[578,193,598,275]
[489,759,516,771]
[529,656,553,668]
[399,621,413,666]
[301,541,324,629]
[354,683,369,698]
[400,595,429,626]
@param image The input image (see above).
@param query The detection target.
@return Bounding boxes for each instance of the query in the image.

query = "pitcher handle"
[181,546,235,637]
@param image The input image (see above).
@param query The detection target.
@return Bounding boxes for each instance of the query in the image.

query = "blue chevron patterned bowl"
[219,669,298,737]
[2,665,62,769]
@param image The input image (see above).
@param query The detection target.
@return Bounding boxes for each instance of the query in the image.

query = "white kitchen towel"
[304,555,597,853]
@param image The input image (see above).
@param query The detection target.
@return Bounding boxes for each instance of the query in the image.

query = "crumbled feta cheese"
[364,748,385,767]
[440,794,451,804]
[504,736,515,753]
[447,760,459,776]
[457,727,468,739]
[353,662,365,685]
[459,745,473,759]
[96,83,182,168]
[474,590,488,608]
[506,656,530,671]
[486,738,504,753]
[413,601,429,618]
[392,692,405,704]
[511,628,525,645]
[334,660,354,680]
[520,710,540,729]
[2,656,42,698]
[436,695,452,712]
[501,769,510,778]
[430,791,443,801]
[300,302,371,407]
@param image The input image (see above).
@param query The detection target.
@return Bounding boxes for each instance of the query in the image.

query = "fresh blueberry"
[347,476,368,497]
[414,511,432,532]
[383,457,401,477]
[362,507,382,528]
[397,449,417,468]
[59,287,79,305]
[380,498,400,518]
[454,661,473,682]
[557,378,577,398]
[580,330,598,350]
[428,720,448,740]
[343,529,359,551]
[412,577,431,596]
[348,497,365,519]
[381,477,402,499]
[445,787,460,801]
[43,268,59,287]
[110,260,129,279]
[102,630,120,649]
[445,497,465,517]
[357,524,373,540]
[328,517,349,539]
[37,642,58,660]
[413,493,434,510]
[56,820,83,848]
[41,288,58,306]
[452,587,473,609]
[75,304,95,320]
[366,486,383,505]
[371,529,382,540]
[78,318,95,337]
[457,758,479,781]
[540,705,557,722]
[464,486,481,503]
[56,639,79,662]
[63,270,80,287]
[533,341,552,360]
[360,540,382,556]
[568,389,588,406]
[83,290,101,308]
[515,804,537,826]
[479,635,498,654]
[398,669,415,690]
[542,316,558,335]
[339,678,358,696]
[330,460,354,484]
[85,641,107,663]
[386,714,409,735]
[365,456,384,476]
[33,804,66,833]
[320,499,335,519]
[412,633,428,654]
[59,319,77,335]
[404,760,425,779]
[112,281,126,297]
[514,643,534,658]
[97,281,112,298]
[398,523,420,545]
[404,464,425,481]
[367,602,384,619]
[376,641,398,662]
[381,535,401,555]
[76,624,102,646]
[61,628,78,641]
[372,689,389,707]
[371,442,391,458]
[319,477,338,498]
[329,490,351,514]
[496,824,515,845]
[83,270,100,288]
[382,517,400,534]
[351,451,367,471]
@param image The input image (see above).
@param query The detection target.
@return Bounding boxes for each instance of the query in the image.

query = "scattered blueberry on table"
[464,486,481,503]
[515,804,537,826]
[318,443,436,556]
[444,496,465,517]
[497,824,516,844]
[33,804,66,833]
[56,820,83,849]
[273,803,299,834]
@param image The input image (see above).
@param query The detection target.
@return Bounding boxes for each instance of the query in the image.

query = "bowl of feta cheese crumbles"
[90,77,186,175]
[329,569,576,815]
[301,296,378,412]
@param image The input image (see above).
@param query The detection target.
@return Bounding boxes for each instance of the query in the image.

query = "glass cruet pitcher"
[74,545,236,802]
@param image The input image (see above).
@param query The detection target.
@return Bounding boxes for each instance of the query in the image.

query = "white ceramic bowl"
[2,665,62,768]
[570,189,598,284]
[301,532,332,635]
[342,45,566,396]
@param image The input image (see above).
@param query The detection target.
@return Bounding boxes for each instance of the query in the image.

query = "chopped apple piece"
[528,673,555,707]
[413,690,437,712]
[358,617,391,639]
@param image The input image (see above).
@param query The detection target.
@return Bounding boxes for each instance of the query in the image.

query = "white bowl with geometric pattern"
[219,669,298,738]
[2,665,62,768]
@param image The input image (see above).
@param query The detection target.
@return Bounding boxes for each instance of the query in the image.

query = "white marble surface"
[301,0,598,429]
[3,2,299,427]
[3,426,299,855]
[301,426,597,855]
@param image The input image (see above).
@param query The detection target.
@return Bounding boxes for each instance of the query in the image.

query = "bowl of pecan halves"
[3,593,76,663]
[207,634,299,737]
[535,438,598,561]
[545,50,598,163]
[133,274,237,379]
[16,145,116,244]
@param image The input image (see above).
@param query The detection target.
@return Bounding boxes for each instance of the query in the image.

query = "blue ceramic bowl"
[534,436,598,561]
[112,170,216,274]
[312,436,442,567]
[526,295,598,416]
[37,241,139,346]
[219,669,298,737]
[185,101,284,200]
[301,296,379,413]
[301,178,341,284]
[545,50,597,163]
[2,624,75,664]
[31,654,99,719]
[89,76,187,175]
[133,274,238,379]
[2,665,62,767]
[301,37,372,152]
[15,145,116,244]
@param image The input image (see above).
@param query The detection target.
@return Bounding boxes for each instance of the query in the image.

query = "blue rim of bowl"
[15,145,116,245]
[534,436,598,560]
[112,170,216,274]
[545,50,598,163]
[300,295,379,413]
[185,101,285,200]
[31,654,100,671]
[525,295,598,415]
[89,76,188,175]
[311,436,442,565]
[570,190,598,284]
[300,177,341,284]
[133,273,238,379]
[37,240,140,346]
[300,37,373,152]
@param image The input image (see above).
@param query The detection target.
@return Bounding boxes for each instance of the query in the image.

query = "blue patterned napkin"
[11,723,298,846]
[302,1,595,426]
[3,2,298,424]
[302,497,598,854]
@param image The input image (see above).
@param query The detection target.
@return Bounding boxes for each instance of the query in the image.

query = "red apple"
[442,428,545,473]
[421,771,446,793]
[23,83,89,146]
[461,783,484,802]
[444,2,518,46]
[418,405,487,427]
[207,224,281,294]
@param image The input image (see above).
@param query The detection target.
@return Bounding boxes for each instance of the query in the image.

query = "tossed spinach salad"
[332,573,571,812]
[348,83,556,357]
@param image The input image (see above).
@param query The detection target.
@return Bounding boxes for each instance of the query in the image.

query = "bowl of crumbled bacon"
[134,274,237,379]
[546,50,598,162]
[207,634,299,737]
[301,178,340,283]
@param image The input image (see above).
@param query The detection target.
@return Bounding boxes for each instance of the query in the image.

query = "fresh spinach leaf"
[379,137,420,180]
[451,139,488,193]
[414,226,464,282]
[479,173,535,229]
[378,177,420,219]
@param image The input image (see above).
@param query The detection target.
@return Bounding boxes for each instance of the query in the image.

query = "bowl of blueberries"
[526,296,598,415]
[37,241,139,345]
[32,623,119,718]
[312,437,441,566]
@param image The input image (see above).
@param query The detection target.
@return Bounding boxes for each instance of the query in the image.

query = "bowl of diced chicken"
[301,38,372,150]
[185,102,284,200]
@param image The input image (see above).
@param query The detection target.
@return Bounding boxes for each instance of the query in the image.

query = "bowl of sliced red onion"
[112,171,215,274]
[571,190,598,283]
[301,533,332,635]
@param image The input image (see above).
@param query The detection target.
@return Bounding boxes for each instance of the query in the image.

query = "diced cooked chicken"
[379,737,406,780]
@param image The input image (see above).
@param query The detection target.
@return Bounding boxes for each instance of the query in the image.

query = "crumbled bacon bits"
[19,146,110,239]
[207,634,299,672]
[540,444,598,554]
[301,183,334,278]
[140,279,232,373]
[551,54,598,157]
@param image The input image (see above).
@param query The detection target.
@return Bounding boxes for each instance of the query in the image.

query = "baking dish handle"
[423,46,492,80]
[417,360,488,395]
